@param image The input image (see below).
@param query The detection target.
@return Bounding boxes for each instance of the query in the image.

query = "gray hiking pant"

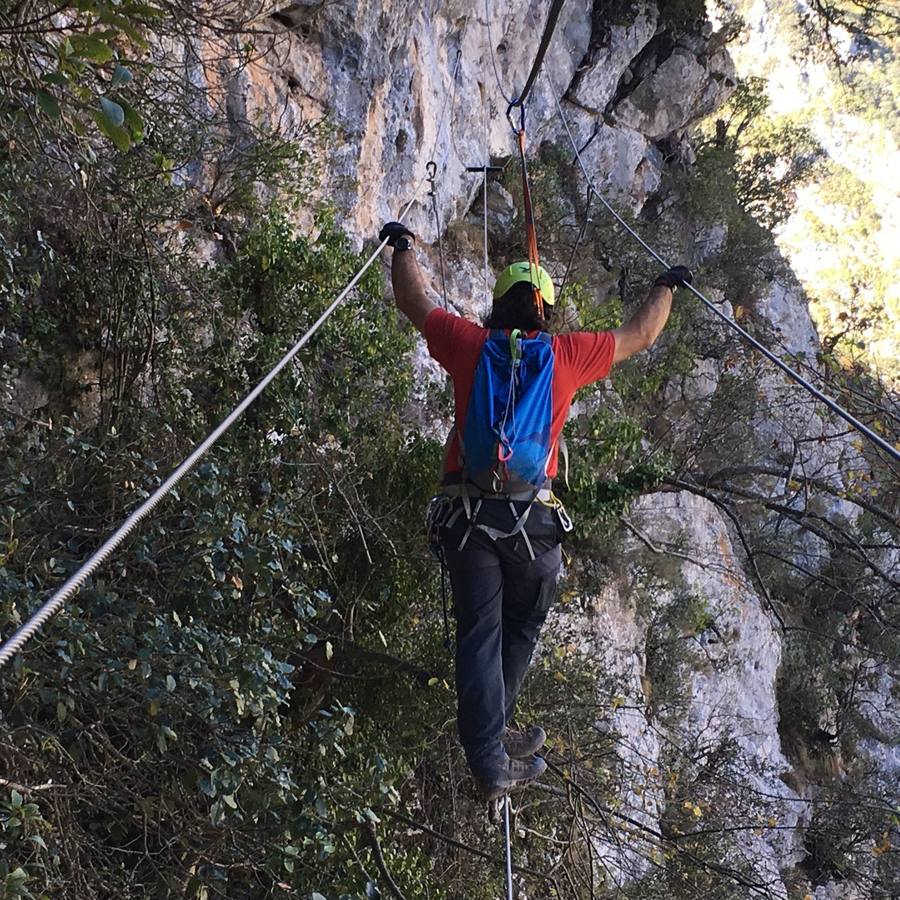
[440,498,561,778]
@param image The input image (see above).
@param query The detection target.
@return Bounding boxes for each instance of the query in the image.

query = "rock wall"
[207,2,897,896]
[225,1,734,240]
[547,489,808,894]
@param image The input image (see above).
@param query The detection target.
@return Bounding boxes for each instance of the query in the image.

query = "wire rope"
[557,185,594,311]
[545,70,900,466]
[513,0,566,109]
[484,0,514,106]
[428,17,470,167]
[480,14,493,308]
[425,15,471,313]
[426,162,450,311]
[0,184,429,670]
[503,795,514,900]
[478,16,517,894]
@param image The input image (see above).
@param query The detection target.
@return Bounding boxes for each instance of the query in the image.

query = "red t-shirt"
[423,308,616,480]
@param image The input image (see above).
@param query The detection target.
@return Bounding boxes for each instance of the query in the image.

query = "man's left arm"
[611,266,692,364]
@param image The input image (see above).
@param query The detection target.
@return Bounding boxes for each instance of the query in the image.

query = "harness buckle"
[555,503,574,533]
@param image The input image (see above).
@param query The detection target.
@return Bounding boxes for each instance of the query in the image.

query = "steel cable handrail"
[545,72,900,466]
[0,185,428,669]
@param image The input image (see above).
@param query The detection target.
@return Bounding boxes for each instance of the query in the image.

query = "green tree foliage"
[0,6,451,897]
[692,77,824,235]
[2,5,899,899]
[780,161,899,379]
[733,0,900,380]
[803,0,900,43]
[0,0,169,152]
[0,187,443,894]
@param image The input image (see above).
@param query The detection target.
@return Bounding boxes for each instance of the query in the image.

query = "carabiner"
[505,97,526,135]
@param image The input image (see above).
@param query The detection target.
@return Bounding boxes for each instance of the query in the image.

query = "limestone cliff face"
[212,3,895,896]
[227,1,733,242]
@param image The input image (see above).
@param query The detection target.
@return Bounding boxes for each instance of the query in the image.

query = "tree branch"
[364,821,408,900]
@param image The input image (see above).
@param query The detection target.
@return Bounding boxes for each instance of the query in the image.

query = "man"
[379,220,691,800]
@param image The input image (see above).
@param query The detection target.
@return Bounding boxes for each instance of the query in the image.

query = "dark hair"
[483,281,553,331]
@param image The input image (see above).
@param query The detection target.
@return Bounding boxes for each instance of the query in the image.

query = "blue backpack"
[461,329,555,494]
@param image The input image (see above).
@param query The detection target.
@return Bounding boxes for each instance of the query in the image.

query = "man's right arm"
[379,221,436,334]
[391,241,436,334]
[611,266,692,364]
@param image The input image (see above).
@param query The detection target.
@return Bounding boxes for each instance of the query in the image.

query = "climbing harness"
[544,69,900,467]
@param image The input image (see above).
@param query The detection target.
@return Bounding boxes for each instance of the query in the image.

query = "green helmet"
[492,261,555,306]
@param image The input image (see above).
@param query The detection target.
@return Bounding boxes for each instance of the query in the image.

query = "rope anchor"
[426,159,450,311]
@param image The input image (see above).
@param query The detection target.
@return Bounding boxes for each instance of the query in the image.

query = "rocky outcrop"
[568,1,660,114]
[549,489,807,890]
[609,35,736,139]
[215,0,736,235]
[222,0,595,243]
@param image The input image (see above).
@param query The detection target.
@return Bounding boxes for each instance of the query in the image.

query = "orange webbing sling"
[511,104,545,321]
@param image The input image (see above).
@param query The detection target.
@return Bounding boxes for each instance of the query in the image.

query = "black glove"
[653,265,693,290]
[378,221,415,247]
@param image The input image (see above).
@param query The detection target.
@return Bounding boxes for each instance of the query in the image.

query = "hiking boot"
[475,754,547,802]
[503,725,546,759]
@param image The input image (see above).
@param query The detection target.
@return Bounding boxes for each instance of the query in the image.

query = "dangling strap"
[496,328,522,482]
